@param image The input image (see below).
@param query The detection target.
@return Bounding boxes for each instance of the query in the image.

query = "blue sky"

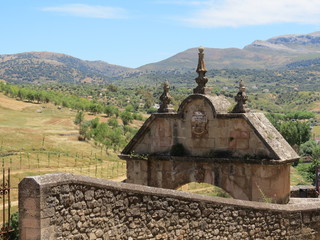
[1,0,320,68]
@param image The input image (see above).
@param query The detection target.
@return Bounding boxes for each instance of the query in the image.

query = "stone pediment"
[121,94,299,164]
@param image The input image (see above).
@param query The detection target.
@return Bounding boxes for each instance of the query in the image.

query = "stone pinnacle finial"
[158,81,174,113]
[231,80,249,113]
[193,47,209,94]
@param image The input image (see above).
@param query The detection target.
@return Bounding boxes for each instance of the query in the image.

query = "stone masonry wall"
[19,173,320,240]
[134,111,273,160]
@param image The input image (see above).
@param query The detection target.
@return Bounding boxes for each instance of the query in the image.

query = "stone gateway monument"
[19,48,320,240]
[120,47,299,204]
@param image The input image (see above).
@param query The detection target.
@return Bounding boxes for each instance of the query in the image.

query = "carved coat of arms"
[191,111,208,137]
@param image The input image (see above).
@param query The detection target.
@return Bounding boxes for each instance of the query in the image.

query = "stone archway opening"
[177,182,232,198]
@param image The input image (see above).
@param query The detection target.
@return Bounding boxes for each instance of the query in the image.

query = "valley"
[2,31,320,233]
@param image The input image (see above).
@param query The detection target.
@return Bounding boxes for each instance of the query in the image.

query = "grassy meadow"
[0,94,128,222]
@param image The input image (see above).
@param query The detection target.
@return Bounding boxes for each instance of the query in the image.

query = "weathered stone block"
[41,207,55,218]
[236,139,249,150]
[218,119,226,128]
[216,137,228,148]
[22,197,40,211]
[21,217,41,229]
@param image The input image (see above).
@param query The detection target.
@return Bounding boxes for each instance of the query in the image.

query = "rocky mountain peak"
[267,31,320,45]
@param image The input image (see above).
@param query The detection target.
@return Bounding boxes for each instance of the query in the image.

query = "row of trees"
[0,82,143,122]
[0,82,96,111]
[269,111,315,121]
[4,80,320,116]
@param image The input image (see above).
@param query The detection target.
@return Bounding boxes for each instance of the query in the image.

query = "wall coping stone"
[22,173,320,212]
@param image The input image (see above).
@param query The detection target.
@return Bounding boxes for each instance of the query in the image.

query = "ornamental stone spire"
[158,81,174,113]
[193,47,209,94]
[231,80,249,113]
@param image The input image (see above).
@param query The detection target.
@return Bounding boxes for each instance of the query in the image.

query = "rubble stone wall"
[19,173,320,240]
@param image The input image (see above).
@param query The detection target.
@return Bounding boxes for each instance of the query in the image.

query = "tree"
[93,122,110,144]
[296,140,320,184]
[107,84,118,92]
[267,113,311,147]
[120,111,133,125]
[89,103,103,115]
[104,105,118,117]
[300,150,320,184]
[296,121,311,145]
[17,89,27,101]
[90,117,100,129]
[74,111,84,125]
[108,127,125,151]
[279,121,299,146]
[108,117,119,128]
[125,104,134,112]
[132,112,143,121]
[79,121,92,140]
[300,140,318,157]
[26,90,35,102]
[34,91,42,103]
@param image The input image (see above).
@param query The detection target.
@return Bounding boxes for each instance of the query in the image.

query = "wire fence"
[0,151,126,180]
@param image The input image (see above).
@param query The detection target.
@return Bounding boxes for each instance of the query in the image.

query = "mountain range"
[139,31,320,71]
[1,32,320,84]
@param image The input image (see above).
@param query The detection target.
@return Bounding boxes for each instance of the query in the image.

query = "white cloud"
[42,4,127,19]
[182,0,320,27]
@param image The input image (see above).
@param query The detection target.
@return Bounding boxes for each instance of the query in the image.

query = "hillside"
[137,47,296,71]
[0,92,131,218]
[0,52,139,84]
[139,32,320,71]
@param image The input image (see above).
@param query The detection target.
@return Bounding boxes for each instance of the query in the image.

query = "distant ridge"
[2,32,320,84]
[0,51,140,84]
[138,31,320,71]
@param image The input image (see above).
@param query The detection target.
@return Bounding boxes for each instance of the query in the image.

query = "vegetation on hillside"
[76,116,137,152]
[3,51,320,95]
[0,52,138,84]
